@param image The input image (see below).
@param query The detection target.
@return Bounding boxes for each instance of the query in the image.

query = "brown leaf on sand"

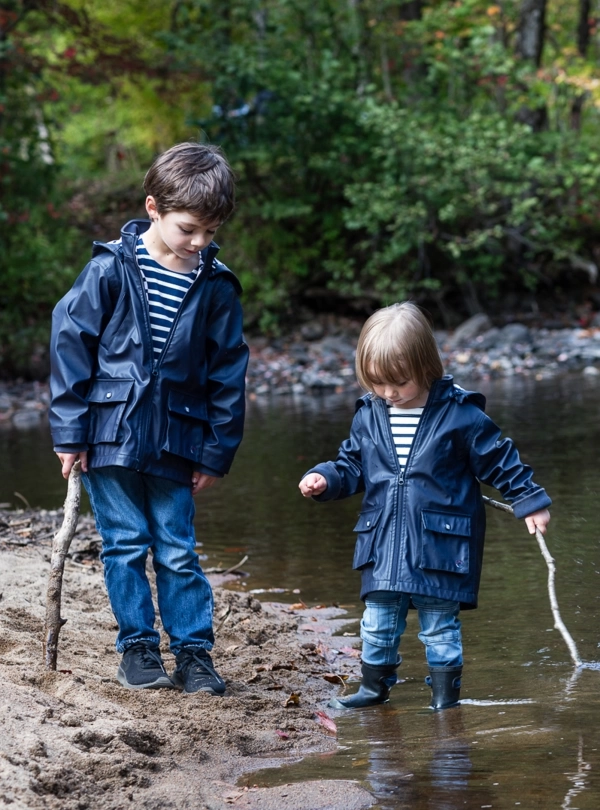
[289,601,308,610]
[314,710,337,735]
[339,646,361,657]
[284,692,301,707]
[322,672,348,686]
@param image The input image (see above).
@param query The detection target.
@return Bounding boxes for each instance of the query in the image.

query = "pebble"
[3,318,600,415]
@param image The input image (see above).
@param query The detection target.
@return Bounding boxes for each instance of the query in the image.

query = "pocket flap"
[168,389,208,420]
[87,378,134,404]
[353,508,383,533]
[421,510,471,537]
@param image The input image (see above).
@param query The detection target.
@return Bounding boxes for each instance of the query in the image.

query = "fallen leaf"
[300,623,331,634]
[290,601,307,610]
[314,711,337,734]
[276,729,290,739]
[322,672,349,685]
[284,692,301,707]
[339,646,361,657]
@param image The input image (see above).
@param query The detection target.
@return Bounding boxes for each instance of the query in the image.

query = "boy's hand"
[299,473,328,497]
[192,472,218,496]
[525,508,551,535]
[56,451,88,479]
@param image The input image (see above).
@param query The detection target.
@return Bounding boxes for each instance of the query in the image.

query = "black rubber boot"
[425,665,462,710]
[328,660,399,709]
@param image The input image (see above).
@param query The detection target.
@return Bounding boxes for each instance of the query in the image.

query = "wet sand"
[0,510,374,810]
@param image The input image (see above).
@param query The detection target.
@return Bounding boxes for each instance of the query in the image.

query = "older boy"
[50,143,248,693]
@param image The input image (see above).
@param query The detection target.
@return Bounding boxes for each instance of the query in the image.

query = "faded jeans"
[360,590,462,668]
[83,466,214,655]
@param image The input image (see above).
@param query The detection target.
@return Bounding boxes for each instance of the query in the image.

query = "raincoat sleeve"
[302,408,366,501]
[49,257,120,449]
[198,276,249,476]
[468,411,552,519]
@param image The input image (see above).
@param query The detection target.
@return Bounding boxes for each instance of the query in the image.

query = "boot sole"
[117,670,175,690]
[328,696,389,710]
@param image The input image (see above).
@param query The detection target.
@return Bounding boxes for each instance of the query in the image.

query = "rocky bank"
[3,315,600,425]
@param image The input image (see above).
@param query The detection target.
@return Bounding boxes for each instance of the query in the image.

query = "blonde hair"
[355,302,444,393]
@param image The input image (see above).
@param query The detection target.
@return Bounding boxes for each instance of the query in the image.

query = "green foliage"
[343,104,600,300]
[2,0,600,374]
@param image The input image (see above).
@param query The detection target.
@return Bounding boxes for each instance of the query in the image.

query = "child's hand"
[299,473,328,497]
[524,508,551,535]
[56,451,88,479]
[192,472,219,496]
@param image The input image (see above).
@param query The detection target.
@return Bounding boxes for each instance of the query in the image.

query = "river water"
[2,373,600,808]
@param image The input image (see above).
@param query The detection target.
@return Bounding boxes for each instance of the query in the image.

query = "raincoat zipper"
[132,248,209,471]
[382,394,431,583]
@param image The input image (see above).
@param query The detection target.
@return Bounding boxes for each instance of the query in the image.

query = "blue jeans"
[360,591,462,668]
[83,467,214,655]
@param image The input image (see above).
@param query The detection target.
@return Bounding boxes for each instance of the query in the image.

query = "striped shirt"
[136,237,201,357]
[387,405,424,467]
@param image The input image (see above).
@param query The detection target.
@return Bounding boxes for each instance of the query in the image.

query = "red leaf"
[314,711,337,734]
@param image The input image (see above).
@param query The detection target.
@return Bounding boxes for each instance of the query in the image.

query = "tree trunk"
[517,0,547,66]
[577,0,592,57]
[399,1,422,22]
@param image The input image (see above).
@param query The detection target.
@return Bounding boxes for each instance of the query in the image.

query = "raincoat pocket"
[420,509,471,575]
[87,378,134,444]
[163,389,208,463]
[352,507,383,570]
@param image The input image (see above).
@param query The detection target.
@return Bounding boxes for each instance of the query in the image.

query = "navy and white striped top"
[387,405,424,467]
[136,237,201,357]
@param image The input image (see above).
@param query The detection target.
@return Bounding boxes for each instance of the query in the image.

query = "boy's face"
[146,197,219,260]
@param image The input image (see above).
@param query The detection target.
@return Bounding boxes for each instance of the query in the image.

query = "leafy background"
[2,0,600,376]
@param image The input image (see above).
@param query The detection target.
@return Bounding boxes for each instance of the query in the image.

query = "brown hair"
[355,302,444,393]
[143,142,235,224]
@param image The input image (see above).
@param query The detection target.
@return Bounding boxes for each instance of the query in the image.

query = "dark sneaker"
[117,643,174,690]
[172,648,226,695]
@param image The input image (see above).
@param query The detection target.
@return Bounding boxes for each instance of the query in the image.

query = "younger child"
[299,302,550,710]
[50,142,249,693]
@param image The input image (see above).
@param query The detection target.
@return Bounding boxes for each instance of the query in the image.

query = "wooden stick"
[483,495,583,668]
[43,462,82,670]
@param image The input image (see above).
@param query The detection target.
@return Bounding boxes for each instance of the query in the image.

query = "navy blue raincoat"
[304,377,551,608]
[50,220,249,484]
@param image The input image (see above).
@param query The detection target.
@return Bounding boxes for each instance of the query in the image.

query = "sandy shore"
[0,509,374,810]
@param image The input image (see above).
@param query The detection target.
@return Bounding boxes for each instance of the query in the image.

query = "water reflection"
[3,375,600,807]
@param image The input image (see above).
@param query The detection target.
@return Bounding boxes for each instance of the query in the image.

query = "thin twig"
[483,495,582,668]
[13,492,32,510]
[205,554,249,575]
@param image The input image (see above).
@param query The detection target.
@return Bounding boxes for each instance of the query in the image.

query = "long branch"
[483,495,582,668]
[43,462,82,670]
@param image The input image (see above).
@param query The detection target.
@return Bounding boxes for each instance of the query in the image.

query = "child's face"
[146,197,219,260]
[370,377,429,409]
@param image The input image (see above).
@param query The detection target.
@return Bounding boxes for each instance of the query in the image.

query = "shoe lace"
[181,649,218,679]
[130,644,165,672]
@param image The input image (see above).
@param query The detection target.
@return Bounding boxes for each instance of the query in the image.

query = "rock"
[300,321,325,341]
[448,314,493,349]
[499,323,531,345]
[301,370,345,388]
[12,410,42,429]
[583,366,600,376]
[473,328,501,350]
